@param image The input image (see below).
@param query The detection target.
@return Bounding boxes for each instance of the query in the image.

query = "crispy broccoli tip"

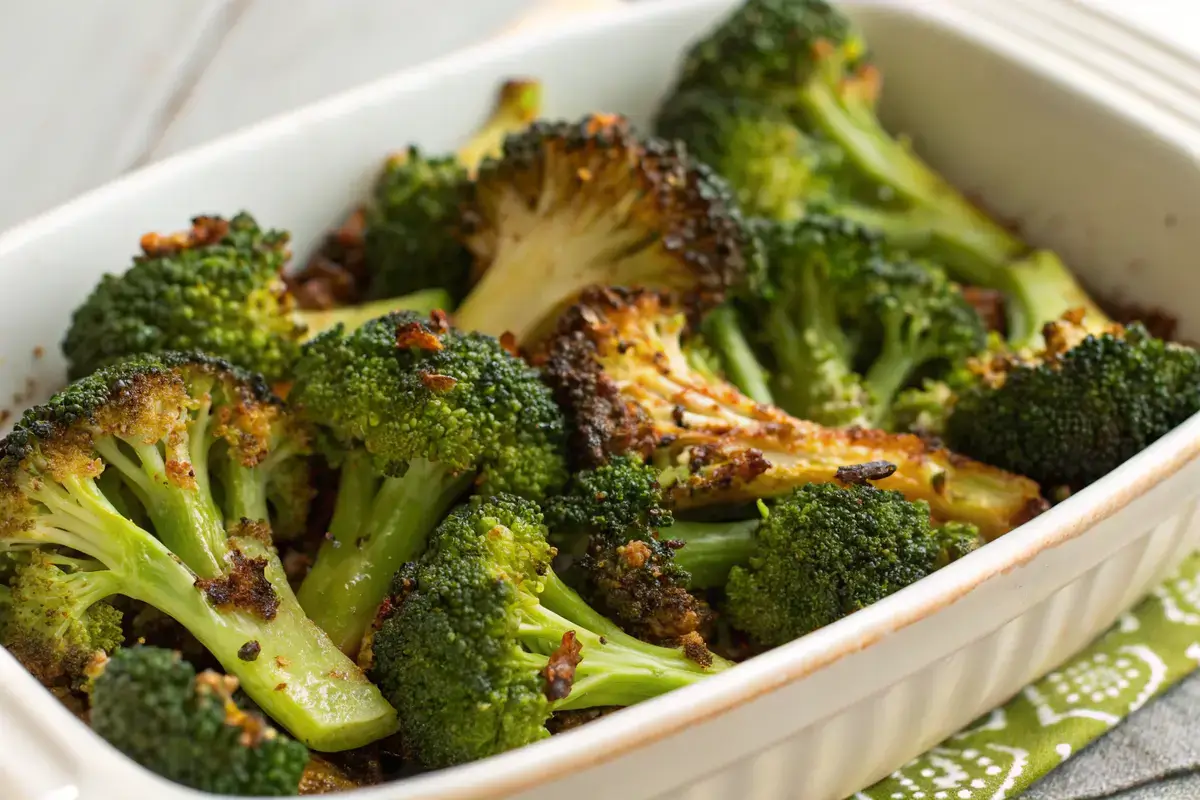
[63,212,456,382]
[292,310,567,654]
[89,646,309,796]
[453,113,761,344]
[537,286,1046,539]
[0,352,396,750]
[369,495,731,769]
[362,79,543,305]
[946,314,1200,491]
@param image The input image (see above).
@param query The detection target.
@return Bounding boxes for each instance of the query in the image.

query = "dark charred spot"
[395,322,443,352]
[834,461,898,486]
[546,707,620,734]
[671,405,688,428]
[275,683,288,692]
[540,631,583,702]
[961,286,1007,334]
[419,372,458,392]
[229,517,274,547]
[428,309,451,334]
[195,547,280,621]
[931,472,947,496]
[238,641,262,661]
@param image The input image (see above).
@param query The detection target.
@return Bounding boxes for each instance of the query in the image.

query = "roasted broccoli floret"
[544,455,718,641]
[89,646,309,796]
[368,494,731,769]
[454,113,761,344]
[538,287,1046,538]
[743,215,984,427]
[363,79,542,303]
[63,213,452,382]
[0,353,396,750]
[945,314,1200,491]
[933,521,984,568]
[658,0,1108,346]
[719,482,942,647]
[292,311,567,654]
[2,550,123,686]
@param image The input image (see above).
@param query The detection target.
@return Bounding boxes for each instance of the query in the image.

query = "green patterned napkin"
[858,551,1200,800]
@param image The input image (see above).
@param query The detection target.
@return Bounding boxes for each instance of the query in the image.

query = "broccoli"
[291,311,567,654]
[544,455,717,641]
[742,214,985,427]
[0,352,396,750]
[362,79,542,304]
[699,303,776,405]
[2,550,123,686]
[89,646,309,796]
[368,494,731,769]
[454,113,761,344]
[657,0,1109,346]
[537,286,1046,538]
[718,482,943,647]
[933,521,984,569]
[62,212,453,382]
[945,314,1200,491]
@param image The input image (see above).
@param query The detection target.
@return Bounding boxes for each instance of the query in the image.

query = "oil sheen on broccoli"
[363,79,543,303]
[292,311,567,654]
[89,646,309,796]
[368,494,731,769]
[62,213,452,382]
[455,113,761,344]
[0,352,396,750]
[656,0,1108,346]
[538,286,1046,539]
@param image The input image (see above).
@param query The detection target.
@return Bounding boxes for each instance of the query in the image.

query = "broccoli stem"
[457,79,543,175]
[668,519,759,588]
[703,305,775,405]
[1002,250,1111,348]
[20,473,398,752]
[519,572,731,711]
[299,287,454,342]
[298,453,473,654]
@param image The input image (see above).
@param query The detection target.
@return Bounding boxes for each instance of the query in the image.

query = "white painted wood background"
[0,0,1188,234]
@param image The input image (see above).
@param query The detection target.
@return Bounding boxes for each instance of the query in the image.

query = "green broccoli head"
[362,149,473,304]
[655,89,843,221]
[370,494,730,769]
[946,317,1200,491]
[3,551,123,686]
[543,454,673,538]
[0,352,396,751]
[291,311,567,654]
[673,0,863,104]
[748,214,985,428]
[62,213,452,383]
[89,646,309,796]
[724,482,939,647]
[293,310,566,494]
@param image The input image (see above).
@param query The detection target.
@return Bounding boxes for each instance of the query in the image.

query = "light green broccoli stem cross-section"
[20,472,397,752]
[298,453,473,654]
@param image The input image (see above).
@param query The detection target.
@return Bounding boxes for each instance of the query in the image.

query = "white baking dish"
[3,1,1200,798]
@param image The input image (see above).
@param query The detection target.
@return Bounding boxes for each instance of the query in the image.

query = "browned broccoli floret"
[537,287,1047,539]
[455,114,761,344]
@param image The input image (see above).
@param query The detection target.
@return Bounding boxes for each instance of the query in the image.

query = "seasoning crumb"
[238,641,261,662]
[32,346,44,359]
[275,655,290,668]
[274,683,288,692]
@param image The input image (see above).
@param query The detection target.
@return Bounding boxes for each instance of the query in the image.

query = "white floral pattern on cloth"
[860,552,1200,800]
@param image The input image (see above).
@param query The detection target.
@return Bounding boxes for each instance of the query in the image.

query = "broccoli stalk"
[660,0,1109,346]
[362,79,543,303]
[0,353,396,751]
[701,304,775,405]
[540,287,1046,538]
[62,212,452,382]
[369,495,730,769]
[292,311,567,654]
[89,646,309,796]
[454,114,760,344]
